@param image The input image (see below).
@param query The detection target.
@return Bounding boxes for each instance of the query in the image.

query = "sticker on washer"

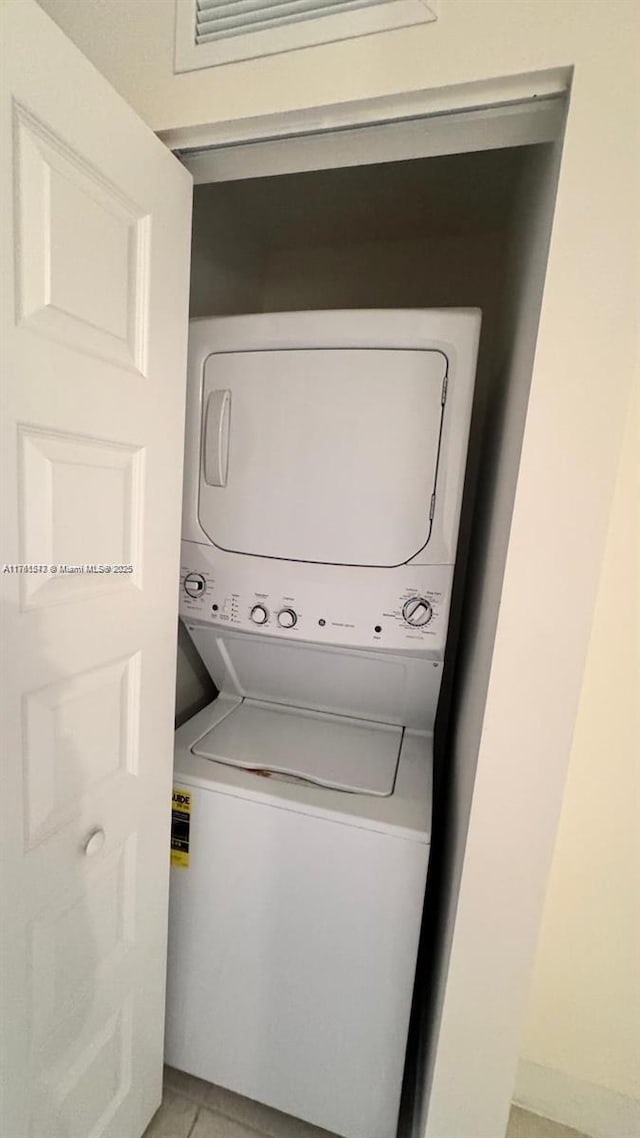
[171,788,192,868]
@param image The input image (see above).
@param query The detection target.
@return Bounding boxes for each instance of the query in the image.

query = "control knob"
[277,608,297,629]
[250,604,269,625]
[402,597,433,627]
[184,573,206,598]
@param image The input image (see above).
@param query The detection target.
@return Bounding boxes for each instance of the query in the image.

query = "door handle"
[204,389,231,487]
[83,827,106,857]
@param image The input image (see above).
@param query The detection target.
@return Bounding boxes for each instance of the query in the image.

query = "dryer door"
[198,348,447,567]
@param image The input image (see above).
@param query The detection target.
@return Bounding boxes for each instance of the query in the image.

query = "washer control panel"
[179,541,453,653]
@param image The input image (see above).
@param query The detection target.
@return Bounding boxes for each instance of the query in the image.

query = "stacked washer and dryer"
[165,309,481,1138]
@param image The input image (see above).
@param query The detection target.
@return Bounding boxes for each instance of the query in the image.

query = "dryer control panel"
[179,541,453,655]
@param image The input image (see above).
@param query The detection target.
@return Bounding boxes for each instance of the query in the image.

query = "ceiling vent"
[175,0,438,72]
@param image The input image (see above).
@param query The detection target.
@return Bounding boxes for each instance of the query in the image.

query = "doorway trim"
[161,74,577,1138]
[159,67,569,182]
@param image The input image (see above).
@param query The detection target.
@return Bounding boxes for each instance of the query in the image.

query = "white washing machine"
[165,310,480,1138]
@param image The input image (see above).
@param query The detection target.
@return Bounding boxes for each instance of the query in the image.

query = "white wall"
[515,380,640,1138]
[189,183,266,317]
[175,622,215,728]
[419,133,564,1138]
[34,3,640,1136]
[260,232,506,319]
[26,0,570,133]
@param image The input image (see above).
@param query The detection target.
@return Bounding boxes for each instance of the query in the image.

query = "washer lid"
[191,699,402,796]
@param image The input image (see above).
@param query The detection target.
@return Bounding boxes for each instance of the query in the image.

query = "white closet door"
[0,4,192,1137]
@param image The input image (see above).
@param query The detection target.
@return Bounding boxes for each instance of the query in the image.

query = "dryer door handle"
[204,389,231,487]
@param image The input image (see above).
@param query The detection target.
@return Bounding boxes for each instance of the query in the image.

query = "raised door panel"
[18,426,144,608]
[22,653,141,846]
[14,103,150,374]
[30,999,135,1138]
[29,836,137,1047]
[0,4,192,1137]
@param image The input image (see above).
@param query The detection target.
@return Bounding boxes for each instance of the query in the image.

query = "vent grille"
[195,0,395,44]
[175,0,438,73]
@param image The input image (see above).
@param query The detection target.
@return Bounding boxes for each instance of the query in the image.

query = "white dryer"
[165,310,480,1138]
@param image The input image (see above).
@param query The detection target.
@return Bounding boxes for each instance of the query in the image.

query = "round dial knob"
[402,597,433,627]
[277,608,297,629]
[250,604,269,625]
[184,572,206,598]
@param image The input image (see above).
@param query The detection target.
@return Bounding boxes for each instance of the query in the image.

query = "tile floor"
[144,1067,591,1138]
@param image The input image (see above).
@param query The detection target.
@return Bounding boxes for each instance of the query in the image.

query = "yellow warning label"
[171,787,191,869]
